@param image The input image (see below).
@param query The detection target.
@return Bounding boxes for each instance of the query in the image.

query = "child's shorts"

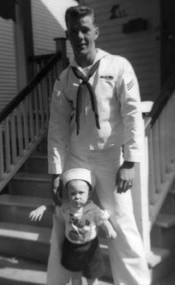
[61,237,105,279]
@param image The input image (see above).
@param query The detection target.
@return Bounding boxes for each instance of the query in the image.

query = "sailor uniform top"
[48,49,143,174]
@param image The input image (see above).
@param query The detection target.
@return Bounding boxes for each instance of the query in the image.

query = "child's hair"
[65,5,97,27]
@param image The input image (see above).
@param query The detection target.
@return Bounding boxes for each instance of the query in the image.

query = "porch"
[0,43,174,284]
[0,1,175,283]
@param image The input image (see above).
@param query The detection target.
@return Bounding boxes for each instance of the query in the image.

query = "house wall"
[0,0,161,113]
[80,0,161,101]
[31,0,75,59]
[30,0,162,101]
[0,18,17,111]
[0,0,76,112]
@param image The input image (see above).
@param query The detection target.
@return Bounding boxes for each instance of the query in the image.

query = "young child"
[29,168,117,285]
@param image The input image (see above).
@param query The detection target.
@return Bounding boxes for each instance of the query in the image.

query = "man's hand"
[116,161,135,193]
[51,174,62,206]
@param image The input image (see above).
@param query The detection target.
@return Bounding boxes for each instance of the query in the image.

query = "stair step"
[169,188,175,195]
[0,194,51,207]
[156,214,175,228]
[13,172,51,182]
[0,255,46,285]
[0,222,51,243]
[0,222,171,284]
[161,188,175,214]
[0,223,112,282]
[0,256,113,285]
[159,272,175,285]
[151,214,175,252]
[0,222,51,262]
[148,247,170,268]
[0,194,52,227]
[149,247,174,281]
[21,155,48,174]
[10,173,52,198]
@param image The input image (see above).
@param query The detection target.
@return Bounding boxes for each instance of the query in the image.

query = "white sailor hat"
[62,168,95,188]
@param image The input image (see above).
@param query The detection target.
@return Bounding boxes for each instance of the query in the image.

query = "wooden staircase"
[0,139,51,285]
[0,137,112,284]
[0,137,175,284]
[0,51,175,284]
[0,46,69,284]
[150,183,175,282]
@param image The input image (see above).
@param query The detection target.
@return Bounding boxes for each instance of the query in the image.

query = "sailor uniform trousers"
[46,146,151,285]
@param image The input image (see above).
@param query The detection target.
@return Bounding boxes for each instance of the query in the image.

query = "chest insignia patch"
[100,75,114,80]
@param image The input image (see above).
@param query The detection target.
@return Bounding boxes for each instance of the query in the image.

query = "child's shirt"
[57,201,109,244]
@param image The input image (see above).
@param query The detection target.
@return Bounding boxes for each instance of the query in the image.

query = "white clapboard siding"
[31,0,76,60]
[82,0,161,101]
[0,18,17,112]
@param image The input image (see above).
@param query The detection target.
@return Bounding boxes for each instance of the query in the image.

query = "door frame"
[160,0,175,85]
[14,0,34,91]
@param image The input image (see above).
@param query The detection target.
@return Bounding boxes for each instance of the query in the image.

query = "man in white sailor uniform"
[47,5,151,285]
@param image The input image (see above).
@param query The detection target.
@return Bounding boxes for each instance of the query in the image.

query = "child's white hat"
[62,168,95,188]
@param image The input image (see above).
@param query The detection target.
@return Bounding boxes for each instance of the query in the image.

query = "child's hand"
[101,220,117,240]
[29,205,47,222]
[105,227,117,240]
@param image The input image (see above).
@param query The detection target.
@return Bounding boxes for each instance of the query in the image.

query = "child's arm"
[93,204,117,239]
[100,219,117,239]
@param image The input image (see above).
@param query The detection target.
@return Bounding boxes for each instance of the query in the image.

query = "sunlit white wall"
[31,0,76,57]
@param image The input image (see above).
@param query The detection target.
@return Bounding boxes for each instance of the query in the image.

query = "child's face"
[67,179,90,208]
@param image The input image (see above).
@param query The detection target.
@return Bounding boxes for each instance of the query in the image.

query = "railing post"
[132,101,153,254]
[54,37,69,75]
[132,118,151,254]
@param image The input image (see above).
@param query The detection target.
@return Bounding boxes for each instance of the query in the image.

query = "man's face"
[67,15,99,61]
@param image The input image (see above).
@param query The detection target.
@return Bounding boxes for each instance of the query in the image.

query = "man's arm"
[48,75,72,175]
[51,174,62,206]
[116,58,143,193]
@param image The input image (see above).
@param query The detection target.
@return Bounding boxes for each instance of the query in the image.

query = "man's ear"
[65,30,69,39]
[95,26,99,40]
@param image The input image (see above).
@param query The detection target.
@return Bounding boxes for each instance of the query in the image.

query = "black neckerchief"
[72,60,101,135]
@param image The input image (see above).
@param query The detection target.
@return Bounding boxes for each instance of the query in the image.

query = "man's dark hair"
[65,5,96,27]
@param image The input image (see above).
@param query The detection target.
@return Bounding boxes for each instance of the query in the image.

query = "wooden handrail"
[149,73,175,126]
[0,46,69,192]
[0,51,61,123]
[29,53,55,63]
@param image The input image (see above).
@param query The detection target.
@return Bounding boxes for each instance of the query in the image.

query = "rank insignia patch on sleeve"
[127,80,134,91]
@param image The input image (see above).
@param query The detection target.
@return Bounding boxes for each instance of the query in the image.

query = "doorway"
[161,0,175,84]
[15,0,34,90]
